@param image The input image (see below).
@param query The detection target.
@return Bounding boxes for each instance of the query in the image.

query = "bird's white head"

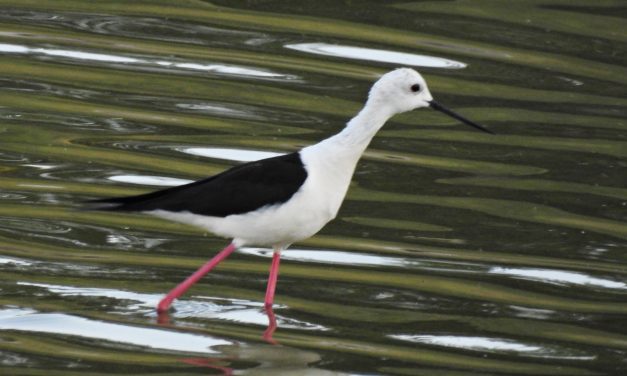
[367,68,433,115]
[366,68,494,134]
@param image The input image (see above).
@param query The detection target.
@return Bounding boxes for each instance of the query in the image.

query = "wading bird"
[88,68,493,313]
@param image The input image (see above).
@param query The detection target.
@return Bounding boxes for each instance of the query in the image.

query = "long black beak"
[429,100,494,135]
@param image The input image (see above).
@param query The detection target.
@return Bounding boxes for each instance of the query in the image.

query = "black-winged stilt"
[88,68,492,313]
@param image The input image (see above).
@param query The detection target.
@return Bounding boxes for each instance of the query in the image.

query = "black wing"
[87,152,308,217]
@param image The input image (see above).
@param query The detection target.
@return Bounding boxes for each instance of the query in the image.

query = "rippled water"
[0,1,626,375]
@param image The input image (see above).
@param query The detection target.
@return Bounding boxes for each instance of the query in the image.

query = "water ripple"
[0,78,97,99]
[0,256,33,267]
[107,174,193,187]
[0,192,27,201]
[2,1,626,374]
[1,256,145,278]
[489,267,627,290]
[108,142,288,163]
[0,308,231,354]
[0,108,158,132]
[0,217,71,235]
[18,282,328,331]
[0,10,270,46]
[240,247,420,269]
[285,43,467,68]
[177,147,282,162]
[112,96,321,124]
[390,334,596,360]
[0,42,295,80]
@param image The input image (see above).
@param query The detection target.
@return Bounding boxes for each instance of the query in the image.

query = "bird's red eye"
[410,84,421,92]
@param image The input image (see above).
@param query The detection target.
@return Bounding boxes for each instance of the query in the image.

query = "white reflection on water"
[0,42,138,62]
[22,164,59,170]
[187,301,327,331]
[0,43,28,53]
[509,305,556,320]
[489,267,627,290]
[107,174,193,186]
[390,334,596,360]
[19,282,160,310]
[0,308,231,353]
[239,247,419,268]
[173,63,283,77]
[175,103,265,120]
[17,183,63,190]
[106,147,285,186]
[0,43,292,79]
[178,147,283,162]
[36,48,140,63]
[0,257,32,266]
[393,334,540,351]
[285,43,466,68]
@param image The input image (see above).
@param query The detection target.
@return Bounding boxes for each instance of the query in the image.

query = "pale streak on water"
[0,1,626,375]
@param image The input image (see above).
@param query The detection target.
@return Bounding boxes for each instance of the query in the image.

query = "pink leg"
[157,243,237,312]
[181,358,234,375]
[264,249,281,308]
[262,306,278,344]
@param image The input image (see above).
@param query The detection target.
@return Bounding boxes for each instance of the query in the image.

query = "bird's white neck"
[302,100,395,173]
[329,102,394,153]
[298,101,395,223]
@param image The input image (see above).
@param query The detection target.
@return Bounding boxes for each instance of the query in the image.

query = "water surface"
[0,0,626,375]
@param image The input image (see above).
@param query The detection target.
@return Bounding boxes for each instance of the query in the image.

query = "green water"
[0,1,626,374]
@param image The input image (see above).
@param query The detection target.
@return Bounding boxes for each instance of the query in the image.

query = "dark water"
[0,0,626,374]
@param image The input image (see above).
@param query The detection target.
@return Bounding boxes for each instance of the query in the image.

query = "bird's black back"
[87,152,308,217]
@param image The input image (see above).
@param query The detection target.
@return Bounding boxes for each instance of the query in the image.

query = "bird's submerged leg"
[262,306,278,344]
[157,242,237,312]
[261,248,282,344]
[264,248,282,308]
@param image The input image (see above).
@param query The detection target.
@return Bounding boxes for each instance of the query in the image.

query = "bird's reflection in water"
[156,309,171,326]
[181,357,234,375]
[156,306,278,344]
[262,307,278,344]
[181,342,347,375]
[157,308,347,374]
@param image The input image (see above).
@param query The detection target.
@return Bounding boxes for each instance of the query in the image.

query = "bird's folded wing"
[86,152,307,217]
